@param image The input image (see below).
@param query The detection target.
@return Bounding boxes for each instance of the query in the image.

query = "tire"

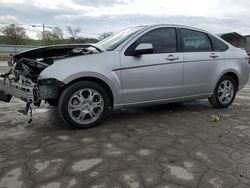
[58,81,110,129]
[208,75,237,108]
[47,99,58,106]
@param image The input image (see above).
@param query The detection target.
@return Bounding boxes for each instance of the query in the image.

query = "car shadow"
[34,99,215,131]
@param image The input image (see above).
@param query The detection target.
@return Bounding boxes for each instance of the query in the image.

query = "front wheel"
[208,75,237,108]
[58,81,110,129]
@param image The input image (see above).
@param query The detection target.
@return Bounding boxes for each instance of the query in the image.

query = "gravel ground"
[0,65,250,188]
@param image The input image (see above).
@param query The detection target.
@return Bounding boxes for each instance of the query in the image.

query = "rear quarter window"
[209,35,229,52]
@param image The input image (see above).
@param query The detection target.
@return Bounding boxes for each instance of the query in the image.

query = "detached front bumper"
[0,77,39,103]
[0,76,65,104]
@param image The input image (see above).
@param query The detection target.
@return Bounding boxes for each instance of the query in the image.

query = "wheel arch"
[65,76,115,108]
[209,71,239,108]
[222,72,239,89]
[214,70,239,91]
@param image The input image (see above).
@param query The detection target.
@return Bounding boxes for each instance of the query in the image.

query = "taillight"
[244,55,250,63]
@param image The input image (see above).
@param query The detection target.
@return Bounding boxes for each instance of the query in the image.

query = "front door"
[120,27,183,104]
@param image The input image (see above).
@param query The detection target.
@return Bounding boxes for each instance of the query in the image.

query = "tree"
[0,24,29,45]
[52,27,63,40]
[37,30,54,45]
[66,26,81,42]
[98,32,113,41]
[75,37,99,44]
[37,27,64,45]
[38,30,53,45]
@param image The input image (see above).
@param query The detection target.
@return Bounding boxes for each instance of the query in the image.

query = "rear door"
[180,28,221,96]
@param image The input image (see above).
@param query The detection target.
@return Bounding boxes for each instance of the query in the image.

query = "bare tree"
[0,24,28,44]
[52,27,64,40]
[66,26,81,41]
[37,27,64,45]
[98,32,113,41]
[37,30,54,45]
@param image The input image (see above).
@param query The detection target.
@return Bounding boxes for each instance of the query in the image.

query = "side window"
[209,35,229,52]
[180,29,212,52]
[126,28,177,55]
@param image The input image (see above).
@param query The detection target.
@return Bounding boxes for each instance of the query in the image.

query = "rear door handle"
[165,55,179,61]
[209,53,219,58]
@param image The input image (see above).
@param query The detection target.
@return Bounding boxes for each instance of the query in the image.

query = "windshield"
[97,26,144,51]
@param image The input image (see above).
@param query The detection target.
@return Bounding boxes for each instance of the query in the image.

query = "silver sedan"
[0,24,249,128]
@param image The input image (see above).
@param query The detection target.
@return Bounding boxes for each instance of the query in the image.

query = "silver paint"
[36,24,250,108]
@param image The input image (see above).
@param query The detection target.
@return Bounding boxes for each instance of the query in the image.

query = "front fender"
[39,69,122,108]
[39,52,123,106]
[63,71,122,105]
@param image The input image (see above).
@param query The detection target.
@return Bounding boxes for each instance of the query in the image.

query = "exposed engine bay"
[2,44,102,82]
[0,44,103,120]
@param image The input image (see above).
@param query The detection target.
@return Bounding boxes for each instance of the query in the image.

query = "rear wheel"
[208,75,237,108]
[58,81,110,129]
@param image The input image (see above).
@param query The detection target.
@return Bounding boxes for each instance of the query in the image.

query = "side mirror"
[132,43,153,56]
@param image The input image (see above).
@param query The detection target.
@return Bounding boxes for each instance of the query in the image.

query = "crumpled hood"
[39,50,120,84]
[13,44,104,59]
[9,44,106,82]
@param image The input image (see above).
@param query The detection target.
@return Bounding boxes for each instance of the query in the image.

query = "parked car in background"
[0,24,249,129]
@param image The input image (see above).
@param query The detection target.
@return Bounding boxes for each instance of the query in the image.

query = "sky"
[0,0,249,39]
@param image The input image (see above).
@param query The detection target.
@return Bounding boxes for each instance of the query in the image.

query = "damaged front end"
[0,44,103,118]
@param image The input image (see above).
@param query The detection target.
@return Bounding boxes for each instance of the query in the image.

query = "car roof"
[140,24,209,34]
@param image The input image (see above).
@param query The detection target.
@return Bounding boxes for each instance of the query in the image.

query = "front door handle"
[165,55,179,61]
[209,53,219,58]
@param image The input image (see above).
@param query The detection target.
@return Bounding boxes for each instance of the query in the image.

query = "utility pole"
[42,23,45,40]
[31,23,51,40]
